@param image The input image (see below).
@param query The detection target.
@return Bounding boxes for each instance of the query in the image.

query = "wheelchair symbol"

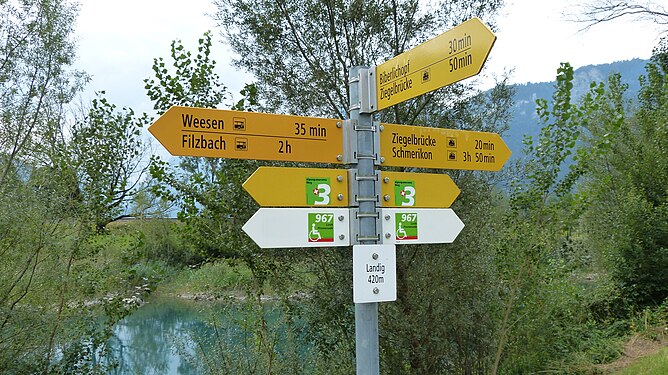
[396,222,407,240]
[309,223,322,242]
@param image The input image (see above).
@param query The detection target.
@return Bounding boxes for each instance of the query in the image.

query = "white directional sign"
[381,208,464,245]
[353,244,397,303]
[242,208,351,248]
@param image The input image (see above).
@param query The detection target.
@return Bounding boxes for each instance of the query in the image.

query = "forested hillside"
[505,58,649,160]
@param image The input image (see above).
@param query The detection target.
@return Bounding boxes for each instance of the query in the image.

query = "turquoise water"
[105,298,203,374]
[104,296,312,374]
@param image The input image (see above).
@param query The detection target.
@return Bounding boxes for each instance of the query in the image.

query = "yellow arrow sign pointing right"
[374,17,496,110]
[244,166,461,208]
[380,123,511,171]
[380,171,460,208]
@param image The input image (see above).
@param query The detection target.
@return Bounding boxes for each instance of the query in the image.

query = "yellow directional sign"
[244,167,461,208]
[149,106,344,164]
[243,167,349,207]
[380,171,460,208]
[374,17,496,110]
[380,123,511,171]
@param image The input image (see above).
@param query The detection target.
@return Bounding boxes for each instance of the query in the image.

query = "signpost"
[243,166,349,207]
[381,208,464,245]
[380,171,460,208]
[148,106,344,163]
[148,17,502,375]
[242,208,350,248]
[373,17,496,110]
[380,123,511,171]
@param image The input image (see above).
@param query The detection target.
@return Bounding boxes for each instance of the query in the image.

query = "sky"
[74,0,665,117]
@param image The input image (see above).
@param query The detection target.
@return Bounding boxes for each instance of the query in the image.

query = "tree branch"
[569,1,668,31]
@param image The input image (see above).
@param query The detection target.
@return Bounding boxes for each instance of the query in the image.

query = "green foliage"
[145,31,258,262]
[577,47,668,307]
[0,1,147,373]
[145,31,227,112]
[0,0,87,189]
[145,30,311,374]
[161,261,254,296]
[0,178,138,373]
[173,299,315,375]
[518,63,584,207]
[492,46,668,374]
[492,63,599,374]
[139,220,202,266]
[69,92,151,231]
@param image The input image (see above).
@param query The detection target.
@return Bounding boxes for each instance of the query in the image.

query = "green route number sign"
[306,177,331,205]
[394,180,416,206]
[308,213,335,243]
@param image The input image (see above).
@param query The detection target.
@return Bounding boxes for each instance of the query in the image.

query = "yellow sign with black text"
[380,123,511,171]
[374,17,496,110]
[149,106,344,164]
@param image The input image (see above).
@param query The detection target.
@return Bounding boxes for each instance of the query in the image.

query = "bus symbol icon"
[236,138,248,151]
[233,117,246,131]
[422,69,430,83]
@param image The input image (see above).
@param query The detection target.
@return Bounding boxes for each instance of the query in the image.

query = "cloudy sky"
[74,0,664,116]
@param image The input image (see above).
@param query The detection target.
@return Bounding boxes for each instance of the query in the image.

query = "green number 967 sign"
[395,212,418,240]
[308,213,334,242]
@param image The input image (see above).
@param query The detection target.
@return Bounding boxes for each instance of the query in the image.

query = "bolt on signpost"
[148,17,500,375]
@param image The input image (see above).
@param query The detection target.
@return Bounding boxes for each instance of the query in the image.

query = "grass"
[613,346,668,374]
[157,260,254,297]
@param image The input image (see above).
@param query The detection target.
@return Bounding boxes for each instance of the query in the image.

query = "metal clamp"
[357,235,380,242]
[349,208,382,244]
[360,67,378,114]
[347,169,381,207]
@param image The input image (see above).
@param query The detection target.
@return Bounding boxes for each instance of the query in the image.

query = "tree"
[0,2,144,372]
[145,32,315,373]
[577,44,668,307]
[213,0,503,123]
[0,0,86,189]
[490,63,590,374]
[68,92,151,231]
[144,31,254,262]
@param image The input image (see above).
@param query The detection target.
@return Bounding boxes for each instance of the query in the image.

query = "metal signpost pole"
[349,66,380,375]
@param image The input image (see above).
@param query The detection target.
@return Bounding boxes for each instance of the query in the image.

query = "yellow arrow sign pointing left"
[243,166,349,207]
[148,106,344,164]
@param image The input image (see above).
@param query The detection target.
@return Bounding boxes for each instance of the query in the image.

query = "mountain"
[503,58,649,160]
